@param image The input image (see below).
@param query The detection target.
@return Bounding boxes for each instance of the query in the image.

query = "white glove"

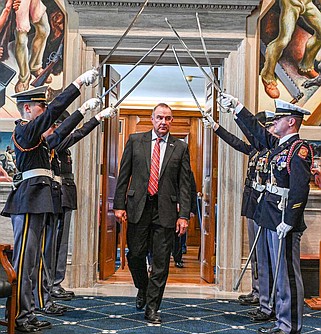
[276,222,293,239]
[202,114,218,130]
[79,69,99,86]
[99,107,118,119]
[217,93,239,112]
[80,98,101,114]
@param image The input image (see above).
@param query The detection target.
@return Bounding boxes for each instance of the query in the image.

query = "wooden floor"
[101,246,211,285]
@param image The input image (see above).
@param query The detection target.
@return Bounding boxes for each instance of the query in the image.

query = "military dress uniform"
[53,112,101,295]
[235,100,313,334]
[1,84,80,329]
[214,111,274,306]
[35,109,89,308]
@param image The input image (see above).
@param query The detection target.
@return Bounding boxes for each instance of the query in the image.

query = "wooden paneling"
[99,66,120,279]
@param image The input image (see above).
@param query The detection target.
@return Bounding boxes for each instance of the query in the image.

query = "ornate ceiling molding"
[66,0,260,64]
[68,1,257,11]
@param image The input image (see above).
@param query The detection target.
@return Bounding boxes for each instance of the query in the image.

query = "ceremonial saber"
[268,237,283,308]
[112,44,169,108]
[172,46,205,116]
[233,226,262,291]
[97,0,150,69]
[165,17,221,93]
[195,12,221,91]
[99,38,164,100]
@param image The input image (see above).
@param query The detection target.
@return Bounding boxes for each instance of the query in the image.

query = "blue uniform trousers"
[263,229,304,333]
[11,213,46,326]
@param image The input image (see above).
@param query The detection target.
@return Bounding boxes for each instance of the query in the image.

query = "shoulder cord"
[286,139,314,174]
[12,131,44,152]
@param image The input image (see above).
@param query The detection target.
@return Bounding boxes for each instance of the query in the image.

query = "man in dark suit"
[114,103,191,324]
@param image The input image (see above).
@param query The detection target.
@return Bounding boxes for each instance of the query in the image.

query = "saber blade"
[113,44,169,108]
[195,13,221,92]
[268,237,283,308]
[233,226,262,291]
[98,0,150,69]
[172,45,205,116]
[99,38,164,100]
[165,17,221,94]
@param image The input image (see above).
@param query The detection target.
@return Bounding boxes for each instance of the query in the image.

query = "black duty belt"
[61,173,74,180]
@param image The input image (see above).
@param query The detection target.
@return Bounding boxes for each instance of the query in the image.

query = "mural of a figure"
[0,0,20,59]
[14,0,51,92]
[261,0,321,99]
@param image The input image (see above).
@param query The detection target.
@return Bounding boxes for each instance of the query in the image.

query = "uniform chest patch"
[298,146,308,159]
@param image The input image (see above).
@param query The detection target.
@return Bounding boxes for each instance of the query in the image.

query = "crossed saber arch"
[169,14,283,308]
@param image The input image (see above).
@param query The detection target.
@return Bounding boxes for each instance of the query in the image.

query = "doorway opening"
[98,63,219,285]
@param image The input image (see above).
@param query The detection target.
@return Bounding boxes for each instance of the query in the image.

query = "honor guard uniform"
[51,110,103,299]
[219,94,313,334]
[34,99,103,311]
[210,111,275,321]
[34,110,84,314]
[1,84,81,332]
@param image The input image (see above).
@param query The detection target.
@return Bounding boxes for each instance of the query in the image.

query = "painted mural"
[0,0,64,181]
[0,0,64,113]
[259,0,321,112]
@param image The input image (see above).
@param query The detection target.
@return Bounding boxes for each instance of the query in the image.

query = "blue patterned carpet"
[1,296,321,333]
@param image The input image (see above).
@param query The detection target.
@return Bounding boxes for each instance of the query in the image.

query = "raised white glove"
[79,69,99,86]
[99,107,118,119]
[276,222,293,239]
[202,114,218,129]
[80,98,101,114]
[217,93,239,112]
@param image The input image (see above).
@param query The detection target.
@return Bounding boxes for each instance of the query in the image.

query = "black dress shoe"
[238,291,255,300]
[51,288,73,300]
[175,261,184,268]
[144,309,162,324]
[240,295,260,306]
[29,317,52,329]
[257,326,285,333]
[38,304,64,316]
[136,289,146,309]
[250,309,276,322]
[15,322,41,333]
[56,286,75,297]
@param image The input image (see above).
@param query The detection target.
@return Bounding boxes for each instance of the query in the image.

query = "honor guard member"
[49,105,117,300]
[34,97,102,315]
[1,69,99,333]
[203,111,276,322]
[219,94,313,334]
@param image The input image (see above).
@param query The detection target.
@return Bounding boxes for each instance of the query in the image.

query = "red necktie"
[148,137,162,195]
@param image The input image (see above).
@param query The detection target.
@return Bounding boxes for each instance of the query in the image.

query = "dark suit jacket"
[113,130,191,228]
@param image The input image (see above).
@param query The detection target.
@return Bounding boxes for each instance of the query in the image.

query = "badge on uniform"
[298,146,308,159]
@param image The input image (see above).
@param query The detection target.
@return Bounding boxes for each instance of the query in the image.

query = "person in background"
[173,170,197,267]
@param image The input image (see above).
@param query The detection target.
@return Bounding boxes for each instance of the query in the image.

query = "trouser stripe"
[37,227,46,309]
[15,214,29,319]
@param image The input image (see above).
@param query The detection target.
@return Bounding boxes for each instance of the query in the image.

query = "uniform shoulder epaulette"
[286,139,314,174]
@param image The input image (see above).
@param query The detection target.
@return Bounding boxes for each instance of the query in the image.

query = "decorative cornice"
[67,1,257,11]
